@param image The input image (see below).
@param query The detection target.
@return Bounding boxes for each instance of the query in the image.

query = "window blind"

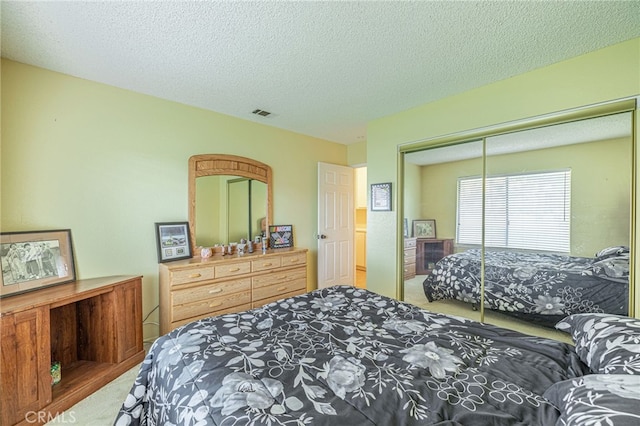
[457,170,571,252]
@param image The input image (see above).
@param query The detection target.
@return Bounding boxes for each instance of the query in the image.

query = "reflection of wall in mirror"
[418,137,631,257]
[195,175,222,246]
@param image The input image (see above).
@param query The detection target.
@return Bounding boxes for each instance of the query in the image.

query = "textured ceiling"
[2,1,639,145]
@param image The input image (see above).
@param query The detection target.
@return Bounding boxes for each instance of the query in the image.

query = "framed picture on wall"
[413,219,436,239]
[371,182,392,211]
[404,218,409,238]
[269,225,294,249]
[0,229,76,297]
[155,222,193,263]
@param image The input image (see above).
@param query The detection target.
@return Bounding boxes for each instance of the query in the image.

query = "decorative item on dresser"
[416,238,453,275]
[403,237,417,279]
[159,248,308,334]
[0,275,144,426]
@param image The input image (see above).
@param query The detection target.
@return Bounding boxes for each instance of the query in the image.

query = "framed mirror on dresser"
[159,154,308,335]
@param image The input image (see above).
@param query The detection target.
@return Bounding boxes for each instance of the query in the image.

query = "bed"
[113,285,609,426]
[422,246,630,328]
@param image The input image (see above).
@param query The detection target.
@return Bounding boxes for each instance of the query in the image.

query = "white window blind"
[457,170,571,252]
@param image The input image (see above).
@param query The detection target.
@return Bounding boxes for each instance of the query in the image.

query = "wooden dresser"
[159,248,308,334]
[0,276,144,426]
[403,237,417,279]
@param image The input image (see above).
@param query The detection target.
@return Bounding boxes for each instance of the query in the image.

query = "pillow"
[582,252,629,283]
[555,313,640,374]
[544,375,640,426]
[594,245,629,260]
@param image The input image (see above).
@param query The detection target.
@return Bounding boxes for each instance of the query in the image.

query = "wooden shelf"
[1,275,145,426]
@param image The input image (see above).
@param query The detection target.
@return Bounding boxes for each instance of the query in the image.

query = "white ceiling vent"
[252,109,272,117]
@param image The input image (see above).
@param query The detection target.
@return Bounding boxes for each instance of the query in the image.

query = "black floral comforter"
[115,286,589,426]
[423,249,629,327]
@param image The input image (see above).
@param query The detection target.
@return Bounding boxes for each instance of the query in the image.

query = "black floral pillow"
[544,374,640,426]
[556,313,640,374]
[594,245,629,260]
[582,252,629,283]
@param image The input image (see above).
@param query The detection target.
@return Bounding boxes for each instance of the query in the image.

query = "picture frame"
[0,229,76,298]
[269,224,294,249]
[413,219,437,239]
[404,218,409,238]
[371,182,392,211]
[155,222,193,263]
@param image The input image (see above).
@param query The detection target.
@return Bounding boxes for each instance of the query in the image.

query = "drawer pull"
[189,273,202,278]
[208,288,223,294]
[228,268,240,272]
[288,259,299,263]
[209,301,223,308]
[276,275,287,280]
[262,263,273,267]
[277,286,287,291]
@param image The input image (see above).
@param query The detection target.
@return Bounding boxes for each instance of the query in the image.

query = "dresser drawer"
[171,266,215,286]
[172,278,251,306]
[252,267,306,289]
[280,252,307,268]
[252,289,306,308]
[251,257,282,272]
[404,253,416,264]
[216,261,251,278]
[404,238,417,249]
[252,278,306,302]
[404,263,416,275]
[171,303,252,329]
[172,289,251,322]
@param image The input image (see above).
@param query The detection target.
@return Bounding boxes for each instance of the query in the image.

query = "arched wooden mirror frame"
[188,154,273,255]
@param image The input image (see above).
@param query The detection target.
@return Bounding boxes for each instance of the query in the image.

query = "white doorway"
[317,162,355,288]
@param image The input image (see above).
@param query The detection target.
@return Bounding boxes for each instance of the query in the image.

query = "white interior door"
[318,162,355,288]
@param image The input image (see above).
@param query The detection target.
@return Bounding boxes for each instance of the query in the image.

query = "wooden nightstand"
[416,238,453,275]
[403,238,417,279]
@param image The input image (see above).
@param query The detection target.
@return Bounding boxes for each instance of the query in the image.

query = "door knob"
[318,234,327,239]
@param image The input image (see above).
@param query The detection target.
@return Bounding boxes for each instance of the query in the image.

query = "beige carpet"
[45,364,140,425]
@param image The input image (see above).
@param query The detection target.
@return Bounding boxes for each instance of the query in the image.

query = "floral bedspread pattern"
[115,286,588,426]
[422,249,628,327]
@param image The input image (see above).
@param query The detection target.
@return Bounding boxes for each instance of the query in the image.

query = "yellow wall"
[417,137,631,257]
[1,59,347,341]
[367,38,640,315]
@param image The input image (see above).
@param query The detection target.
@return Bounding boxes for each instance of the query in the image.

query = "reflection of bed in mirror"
[422,246,629,327]
[402,106,634,334]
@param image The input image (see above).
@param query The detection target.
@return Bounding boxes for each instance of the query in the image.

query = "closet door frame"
[397,98,637,319]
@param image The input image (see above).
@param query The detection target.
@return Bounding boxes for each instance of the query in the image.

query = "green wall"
[1,59,347,341]
[417,137,630,257]
[367,37,640,315]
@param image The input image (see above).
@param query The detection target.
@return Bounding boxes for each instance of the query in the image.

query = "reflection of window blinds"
[457,170,571,252]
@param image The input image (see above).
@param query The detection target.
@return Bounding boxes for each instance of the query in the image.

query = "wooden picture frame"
[413,219,436,239]
[0,229,76,298]
[371,182,392,211]
[155,222,193,263]
[269,224,294,249]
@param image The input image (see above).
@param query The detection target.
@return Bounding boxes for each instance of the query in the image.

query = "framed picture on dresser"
[155,222,193,263]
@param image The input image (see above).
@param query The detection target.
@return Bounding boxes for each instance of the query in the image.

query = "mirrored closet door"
[401,103,635,337]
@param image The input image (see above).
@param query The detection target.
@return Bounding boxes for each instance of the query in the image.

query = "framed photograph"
[403,218,409,238]
[413,219,437,239]
[371,182,392,211]
[0,229,76,298]
[269,224,293,249]
[155,222,193,263]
